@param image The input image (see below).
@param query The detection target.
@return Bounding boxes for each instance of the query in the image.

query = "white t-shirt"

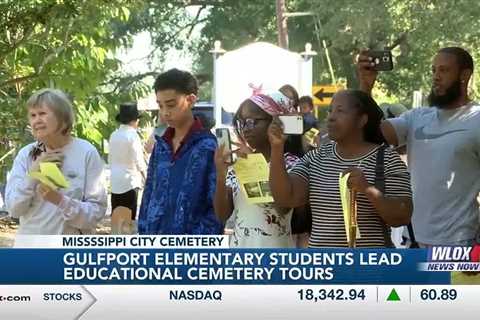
[108,125,147,194]
[0,190,4,212]
[226,153,299,248]
[5,138,108,235]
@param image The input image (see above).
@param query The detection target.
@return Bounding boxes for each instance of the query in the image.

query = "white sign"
[215,42,313,116]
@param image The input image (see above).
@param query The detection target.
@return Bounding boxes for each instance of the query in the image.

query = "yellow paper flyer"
[233,153,273,204]
[303,128,319,146]
[339,172,360,245]
[28,162,69,190]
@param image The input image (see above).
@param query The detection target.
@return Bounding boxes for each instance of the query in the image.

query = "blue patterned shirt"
[138,122,222,235]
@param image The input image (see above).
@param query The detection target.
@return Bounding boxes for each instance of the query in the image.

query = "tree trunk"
[275,0,288,49]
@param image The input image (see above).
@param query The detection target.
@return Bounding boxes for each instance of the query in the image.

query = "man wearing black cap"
[108,103,147,228]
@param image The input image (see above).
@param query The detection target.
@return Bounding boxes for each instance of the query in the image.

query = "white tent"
[214,42,313,121]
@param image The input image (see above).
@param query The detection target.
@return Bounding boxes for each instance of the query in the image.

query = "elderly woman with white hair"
[5,88,107,235]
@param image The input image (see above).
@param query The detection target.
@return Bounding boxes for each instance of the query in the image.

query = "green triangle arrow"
[386,288,401,302]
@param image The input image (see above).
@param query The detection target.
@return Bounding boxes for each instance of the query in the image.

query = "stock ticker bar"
[1,236,479,319]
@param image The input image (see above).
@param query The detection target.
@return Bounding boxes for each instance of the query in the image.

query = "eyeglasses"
[236,118,270,130]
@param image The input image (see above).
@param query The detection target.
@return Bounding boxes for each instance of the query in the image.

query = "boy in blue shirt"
[138,69,222,234]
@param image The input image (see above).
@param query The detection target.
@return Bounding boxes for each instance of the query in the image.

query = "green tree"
[191,0,480,105]
[0,0,150,179]
[3,0,480,181]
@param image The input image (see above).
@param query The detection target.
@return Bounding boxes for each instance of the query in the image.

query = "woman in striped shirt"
[268,90,413,247]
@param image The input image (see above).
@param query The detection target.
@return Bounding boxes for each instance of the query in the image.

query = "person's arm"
[380,121,399,147]
[345,150,413,227]
[132,133,148,182]
[363,187,412,227]
[6,147,64,217]
[382,108,416,148]
[58,149,108,230]
[270,148,309,208]
[213,145,234,223]
[357,50,405,148]
[202,146,224,233]
[5,148,38,218]
[356,50,378,95]
[268,118,309,208]
[137,142,157,234]
[272,154,307,215]
[107,136,112,167]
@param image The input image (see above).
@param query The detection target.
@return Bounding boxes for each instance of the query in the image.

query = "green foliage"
[193,0,480,106]
[2,0,480,181]
[0,0,149,179]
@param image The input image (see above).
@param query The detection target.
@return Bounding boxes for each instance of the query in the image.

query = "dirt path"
[0,214,111,247]
[0,215,16,247]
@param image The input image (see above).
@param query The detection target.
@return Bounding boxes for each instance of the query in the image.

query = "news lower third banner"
[0,236,451,285]
[1,236,480,319]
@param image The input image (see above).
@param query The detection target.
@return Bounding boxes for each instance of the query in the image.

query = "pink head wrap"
[248,91,296,116]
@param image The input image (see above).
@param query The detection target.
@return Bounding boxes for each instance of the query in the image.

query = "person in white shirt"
[109,103,147,221]
[0,186,5,215]
[5,88,107,235]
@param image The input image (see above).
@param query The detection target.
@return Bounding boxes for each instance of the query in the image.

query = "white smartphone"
[279,115,304,135]
[215,128,233,163]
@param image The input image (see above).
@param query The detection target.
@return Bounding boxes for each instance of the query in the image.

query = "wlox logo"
[423,245,480,272]
[428,246,477,262]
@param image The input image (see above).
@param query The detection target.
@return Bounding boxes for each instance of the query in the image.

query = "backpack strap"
[375,145,418,248]
[374,145,386,191]
[407,222,419,248]
[374,145,393,247]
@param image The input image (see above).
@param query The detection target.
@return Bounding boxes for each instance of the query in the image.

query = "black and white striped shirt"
[290,142,412,248]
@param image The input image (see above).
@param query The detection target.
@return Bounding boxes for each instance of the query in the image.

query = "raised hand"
[31,150,64,172]
[36,183,63,205]
[214,144,233,178]
[268,116,287,149]
[356,49,378,94]
[231,140,254,159]
[344,167,370,193]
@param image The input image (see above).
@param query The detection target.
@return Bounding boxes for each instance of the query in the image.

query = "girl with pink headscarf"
[213,91,304,248]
